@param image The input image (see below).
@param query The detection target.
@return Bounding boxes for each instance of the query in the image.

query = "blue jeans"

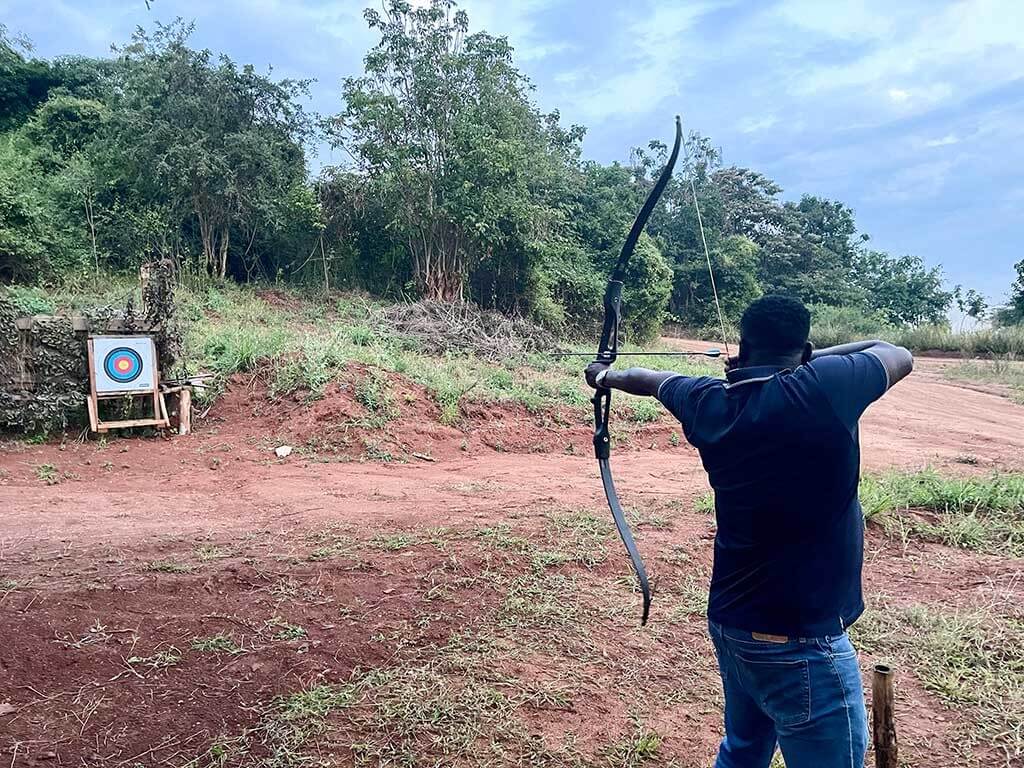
[709,620,868,768]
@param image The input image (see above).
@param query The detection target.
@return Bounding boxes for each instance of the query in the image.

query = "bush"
[809,304,895,348]
[619,235,673,344]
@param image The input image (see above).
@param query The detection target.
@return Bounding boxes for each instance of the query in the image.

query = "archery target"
[104,348,144,383]
[91,336,158,394]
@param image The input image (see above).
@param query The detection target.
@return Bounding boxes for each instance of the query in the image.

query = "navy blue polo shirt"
[657,353,888,637]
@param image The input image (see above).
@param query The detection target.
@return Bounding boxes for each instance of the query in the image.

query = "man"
[585,294,913,768]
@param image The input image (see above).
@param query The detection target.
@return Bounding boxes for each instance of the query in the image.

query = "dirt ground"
[1,357,1023,767]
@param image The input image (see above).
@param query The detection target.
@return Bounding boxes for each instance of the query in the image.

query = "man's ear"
[801,342,813,364]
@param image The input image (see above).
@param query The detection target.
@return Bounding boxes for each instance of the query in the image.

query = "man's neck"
[740,353,804,370]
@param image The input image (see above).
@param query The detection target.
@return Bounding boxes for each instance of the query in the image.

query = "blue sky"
[4,0,1022,306]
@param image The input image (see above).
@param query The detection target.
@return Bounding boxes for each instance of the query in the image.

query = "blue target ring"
[103,347,144,384]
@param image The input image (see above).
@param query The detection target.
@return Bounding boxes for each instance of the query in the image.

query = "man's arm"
[584,362,676,397]
[812,340,914,389]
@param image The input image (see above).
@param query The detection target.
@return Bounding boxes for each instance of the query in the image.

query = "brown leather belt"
[751,632,790,643]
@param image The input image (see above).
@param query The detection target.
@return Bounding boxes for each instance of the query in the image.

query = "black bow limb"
[593,116,683,626]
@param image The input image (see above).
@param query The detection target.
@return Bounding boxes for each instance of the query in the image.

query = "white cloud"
[923,134,960,148]
[458,0,574,62]
[784,0,1024,109]
[738,115,778,134]
[871,157,960,202]
[555,0,726,123]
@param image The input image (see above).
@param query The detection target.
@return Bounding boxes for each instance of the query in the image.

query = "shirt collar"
[725,364,790,388]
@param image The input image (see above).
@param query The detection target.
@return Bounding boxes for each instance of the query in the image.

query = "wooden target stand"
[86,336,170,433]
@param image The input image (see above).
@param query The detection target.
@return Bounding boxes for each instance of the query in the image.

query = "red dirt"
[2,358,1023,767]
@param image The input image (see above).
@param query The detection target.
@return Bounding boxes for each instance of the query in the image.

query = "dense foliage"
[1,3,1016,342]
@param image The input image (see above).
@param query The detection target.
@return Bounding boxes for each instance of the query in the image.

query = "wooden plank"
[157,391,169,427]
[86,394,99,432]
[95,389,160,399]
[86,338,99,433]
[152,340,167,426]
[95,417,167,430]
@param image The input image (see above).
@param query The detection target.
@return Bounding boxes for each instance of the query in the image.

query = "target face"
[103,348,144,383]
[91,336,158,394]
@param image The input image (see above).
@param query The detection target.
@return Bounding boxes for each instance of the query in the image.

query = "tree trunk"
[197,210,216,275]
[84,194,98,279]
[412,220,466,302]
[319,235,330,294]
[218,227,230,279]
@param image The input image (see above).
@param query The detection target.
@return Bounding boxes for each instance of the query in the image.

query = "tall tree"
[101,21,313,277]
[0,26,58,130]
[331,0,582,302]
[854,250,951,325]
[994,259,1024,326]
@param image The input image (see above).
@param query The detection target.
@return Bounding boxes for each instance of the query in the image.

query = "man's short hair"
[740,295,811,353]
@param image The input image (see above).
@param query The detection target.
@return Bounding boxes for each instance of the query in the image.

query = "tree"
[101,21,313,277]
[672,235,762,330]
[952,285,988,330]
[854,250,952,326]
[331,0,583,302]
[0,132,89,280]
[994,259,1024,326]
[0,27,58,130]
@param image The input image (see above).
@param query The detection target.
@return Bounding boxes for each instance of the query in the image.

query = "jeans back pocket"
[734,653,811,726]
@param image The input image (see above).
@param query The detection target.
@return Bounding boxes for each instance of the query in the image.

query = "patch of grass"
[475,523,533,554]
[353,368,396,422]
[266,617,307,641]
[4,284,56,314]
[35,463,59,485]
[145,559,196,574]
[179,283,730,426]
[860,470,1024,555]
[499,572,579,629]
[694,492,715,514]
[191,633,243,654]
[542,510,612,568]
[628,399,662,424]
[604,721,662,767]
[362,438,397,463]
[667,574,709,621]
[185,682,358,768]
[195,544,231,561]
[201,322,293,377]
[371,532,414,551]
[127,647,182,670]
[944,358,1024,404]
[340,634,582,767]
[853,603,1024,761]
[271,335,349,398]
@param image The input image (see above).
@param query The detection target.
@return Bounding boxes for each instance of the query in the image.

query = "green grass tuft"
[860,470,1024,555]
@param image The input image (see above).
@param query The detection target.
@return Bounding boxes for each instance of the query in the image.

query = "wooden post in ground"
[872,663,897,768]
[178,388,192,436]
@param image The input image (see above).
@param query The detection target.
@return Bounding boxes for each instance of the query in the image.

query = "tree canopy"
[1,4,1011,340]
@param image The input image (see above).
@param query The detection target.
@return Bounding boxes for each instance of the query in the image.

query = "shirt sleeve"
[806,352,888,428]
[656,375,704,425]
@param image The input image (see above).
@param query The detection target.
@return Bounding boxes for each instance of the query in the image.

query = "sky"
[3,0,1022,306]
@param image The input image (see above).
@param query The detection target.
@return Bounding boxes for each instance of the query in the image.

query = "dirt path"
[3,357,1024,545]
[1,366,1023,767]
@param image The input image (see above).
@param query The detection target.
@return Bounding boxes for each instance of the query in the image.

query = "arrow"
[551,349,722,358]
